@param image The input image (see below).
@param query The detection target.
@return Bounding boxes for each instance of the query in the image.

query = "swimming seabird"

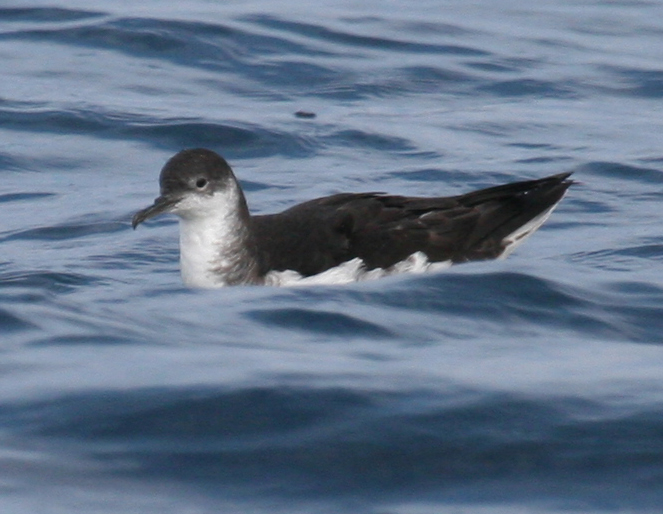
[132,148,572,288]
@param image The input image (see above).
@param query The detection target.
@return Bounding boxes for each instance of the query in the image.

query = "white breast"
[174,188,249,288]
[178,216,229,287]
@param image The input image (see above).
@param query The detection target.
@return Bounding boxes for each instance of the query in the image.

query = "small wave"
[0,7,104,24]
[368,270,663,345]
[1,220,125,243]
[0,271,94,294]
[0,106,316,156]
[0,192,56,203]
[246,308,393,339]
[603,66,663,98]
[578,161,663,184]
[2,385,661,499]
[326,129,417,152]
[1,13,330,73]
[0,307,35,332]
[570,240,663,271]
[27,334,139,347]
[246,15,489,56]
[0,152,32,172]
[476,78,579,98]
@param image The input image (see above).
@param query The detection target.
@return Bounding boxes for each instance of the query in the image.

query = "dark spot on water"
[294,110,316,119]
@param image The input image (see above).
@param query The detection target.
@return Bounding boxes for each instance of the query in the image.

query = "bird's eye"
[195,178,208,189]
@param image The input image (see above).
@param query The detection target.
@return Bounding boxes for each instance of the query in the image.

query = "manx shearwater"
[132,149,572,287]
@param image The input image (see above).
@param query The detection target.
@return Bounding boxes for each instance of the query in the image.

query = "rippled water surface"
[2,1,663,513]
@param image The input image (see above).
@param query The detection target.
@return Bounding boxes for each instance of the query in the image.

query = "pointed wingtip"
[549,171,573,182]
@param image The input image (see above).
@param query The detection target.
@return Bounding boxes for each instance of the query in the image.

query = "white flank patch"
[265,252,452,287]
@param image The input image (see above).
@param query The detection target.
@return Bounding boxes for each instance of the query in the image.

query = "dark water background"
[2,1,663,512]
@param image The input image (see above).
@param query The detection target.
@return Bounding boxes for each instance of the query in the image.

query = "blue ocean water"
[1,0,663,512]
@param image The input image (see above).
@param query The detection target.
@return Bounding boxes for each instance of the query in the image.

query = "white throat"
[174,189,257,288]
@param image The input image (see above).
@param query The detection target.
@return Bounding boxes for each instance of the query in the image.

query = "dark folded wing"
[252,173,572,276]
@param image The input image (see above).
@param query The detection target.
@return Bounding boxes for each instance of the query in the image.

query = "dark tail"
[453,172,573,261]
